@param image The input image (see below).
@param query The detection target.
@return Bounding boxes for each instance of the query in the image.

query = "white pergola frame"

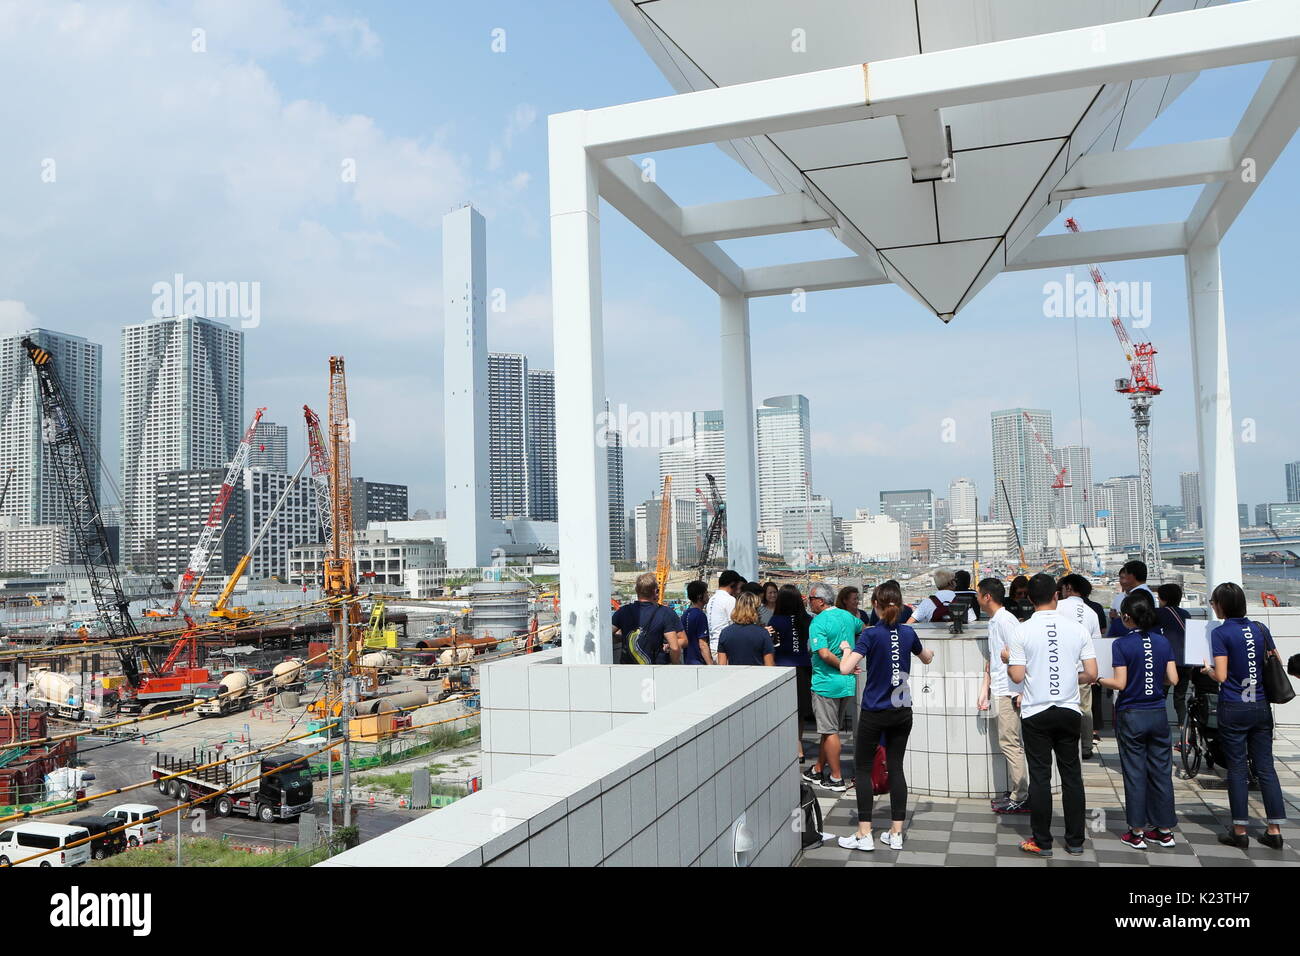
[550,0,1300,663]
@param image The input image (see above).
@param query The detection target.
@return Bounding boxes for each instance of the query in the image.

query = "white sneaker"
[837,832,875,851]
[879,830,904,850]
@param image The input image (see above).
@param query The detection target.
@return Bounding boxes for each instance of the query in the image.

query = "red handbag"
[871,744,889,795]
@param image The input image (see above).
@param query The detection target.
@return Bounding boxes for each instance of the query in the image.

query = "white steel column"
[550,110,612,664]
[720,291,758,580]
[1185,242,1242,594]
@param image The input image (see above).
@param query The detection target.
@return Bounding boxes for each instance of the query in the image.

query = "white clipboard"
[1092,638,1115,679]
[1183,619,1211,666]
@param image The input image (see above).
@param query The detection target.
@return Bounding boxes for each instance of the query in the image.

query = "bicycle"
[1179,677,1220,779]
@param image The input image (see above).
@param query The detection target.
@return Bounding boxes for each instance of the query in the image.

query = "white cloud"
[0,301,39,337]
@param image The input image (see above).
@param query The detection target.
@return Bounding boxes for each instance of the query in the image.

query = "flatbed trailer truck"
[150,748,313,823]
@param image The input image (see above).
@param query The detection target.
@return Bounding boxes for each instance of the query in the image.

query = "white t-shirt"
[986,606,1022,698]
[911,589,976,624]
[1057,595,1102,673]
[705,589,736,655]
[1110,583,1154,616]
[1007,610,1096,721]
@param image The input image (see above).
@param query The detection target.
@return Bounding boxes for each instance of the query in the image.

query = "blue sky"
[1,0,1296,522]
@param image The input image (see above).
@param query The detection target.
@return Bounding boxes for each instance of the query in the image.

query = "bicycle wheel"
[1180,709,1202,778]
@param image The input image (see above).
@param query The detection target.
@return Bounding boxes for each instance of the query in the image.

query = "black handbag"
[1263,651,1296,705]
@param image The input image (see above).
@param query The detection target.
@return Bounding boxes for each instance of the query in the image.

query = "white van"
[101,803,163,847]
[0,822,92,867]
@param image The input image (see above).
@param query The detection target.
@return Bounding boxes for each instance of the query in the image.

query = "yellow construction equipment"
[210,455,310,621]
[654,474,672,604]
[364,598,398,649]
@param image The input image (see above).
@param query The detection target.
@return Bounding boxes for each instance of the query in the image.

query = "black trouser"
[855,707,912,823]
[1021,705,1085,850]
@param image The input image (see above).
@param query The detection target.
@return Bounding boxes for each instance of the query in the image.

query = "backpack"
[798,783,823,849]
[623,603,666,665]
[926,594,951,622]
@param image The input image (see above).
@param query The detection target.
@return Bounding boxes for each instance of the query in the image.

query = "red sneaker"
[1119,830,1147,850]
[1143,829,1175,848]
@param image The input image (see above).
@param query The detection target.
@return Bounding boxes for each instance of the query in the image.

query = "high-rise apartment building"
[991,408,1055,550]
[488,352,529,519]
[948,478,978,525]
[243,469,317,581]
[880,489,935,533]
[1055,446,1093,528]
[121,315,243,568]
[1094,476,1142,548]
[487,354,558,523]
[781,498,834,563]
[249,421,288,472]
[0,329,102,528]
[658,410,727,507]
[1286,461,1300,504]
[154,467,248,579]
[1180,471,1203,530]
[351,478,409,529]
[634,496,700,570]
[756,395,812,536]
[527,369,558,522]
[607,422,626,561]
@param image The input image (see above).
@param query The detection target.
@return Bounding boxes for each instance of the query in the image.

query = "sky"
[1,0,1297,523]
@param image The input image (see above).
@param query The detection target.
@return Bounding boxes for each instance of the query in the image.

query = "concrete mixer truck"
[194,669,253,717]
[26,670,119,721]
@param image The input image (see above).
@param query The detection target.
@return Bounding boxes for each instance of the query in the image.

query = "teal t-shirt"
[808,607,862,698]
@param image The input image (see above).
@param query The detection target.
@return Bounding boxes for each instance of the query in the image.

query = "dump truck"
[151,748,313,822]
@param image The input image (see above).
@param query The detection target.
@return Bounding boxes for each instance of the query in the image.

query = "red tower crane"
[170,407,267,614]
[1063,216,1162,574]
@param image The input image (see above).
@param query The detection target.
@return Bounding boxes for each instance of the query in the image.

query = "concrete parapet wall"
[320,651,801,867]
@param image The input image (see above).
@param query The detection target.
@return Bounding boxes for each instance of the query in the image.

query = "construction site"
[0,344,560,867]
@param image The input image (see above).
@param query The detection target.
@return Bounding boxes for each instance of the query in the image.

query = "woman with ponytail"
[1097,592,1179,850]
[833,581,933,851]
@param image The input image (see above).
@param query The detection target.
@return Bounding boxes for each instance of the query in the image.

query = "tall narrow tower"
[443,204,492,568]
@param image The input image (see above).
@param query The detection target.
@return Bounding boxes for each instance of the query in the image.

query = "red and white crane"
[304,404,334,561]
[1064,216,1162,574]
[170,406,266,614]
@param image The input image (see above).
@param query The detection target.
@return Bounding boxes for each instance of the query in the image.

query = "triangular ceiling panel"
[614,0,1229,319]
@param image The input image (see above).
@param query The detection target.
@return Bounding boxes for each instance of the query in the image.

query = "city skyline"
[2,3,1298,547]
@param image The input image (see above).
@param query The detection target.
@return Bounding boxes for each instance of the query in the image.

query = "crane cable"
[0,698,479,833]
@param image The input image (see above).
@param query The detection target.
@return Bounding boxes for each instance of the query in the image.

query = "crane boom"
[1063,216,1162,574]
[304,404,333,554]
[693,473,726,581]
[210,455,311,619]
[654,475,673,604]
[22,338,140,685]
[171,406,266,614]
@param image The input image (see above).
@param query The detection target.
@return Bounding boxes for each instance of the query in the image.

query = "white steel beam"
[1185,242,1242,591]
[679,192,835,243]
[1006,223,1187,271]
[720,292,758,581]
[597,157,744,294]
[743,256,888,297]
[1050,139,1235,202]
[549,111,613,664]
[897,110,952,182]
[583,0,1300,158]
[1186,57,1300,248]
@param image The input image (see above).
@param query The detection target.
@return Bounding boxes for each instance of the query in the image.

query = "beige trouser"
[1079,683,1094,754]
[995,695,1029,803]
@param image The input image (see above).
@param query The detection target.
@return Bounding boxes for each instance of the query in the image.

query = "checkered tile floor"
[797,726,1300,867]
